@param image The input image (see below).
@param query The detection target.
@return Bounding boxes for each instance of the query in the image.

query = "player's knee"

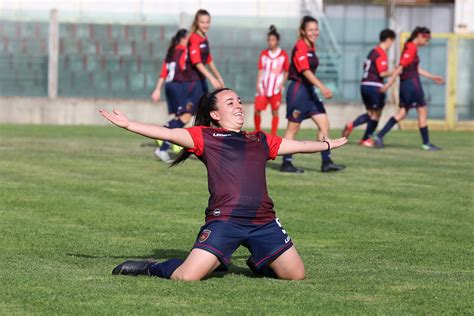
[171,270,204,281]
[281,267,305,281]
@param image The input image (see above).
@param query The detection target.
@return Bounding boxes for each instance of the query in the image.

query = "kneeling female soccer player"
[100,88,347,281]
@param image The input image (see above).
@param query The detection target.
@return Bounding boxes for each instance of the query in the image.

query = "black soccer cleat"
[373,135,384,149]
[112,259,156,276]
[321,160,346,173]
[246,257,258,275]
[280,162,304,173]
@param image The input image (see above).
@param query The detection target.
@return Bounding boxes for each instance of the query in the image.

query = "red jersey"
[188,32,213,81]
[399,42,419,81]
[257,48,289,97]
[159,44,192,82]
[361,46,388,87]
[186,126,282,225]
[288,39,319,84]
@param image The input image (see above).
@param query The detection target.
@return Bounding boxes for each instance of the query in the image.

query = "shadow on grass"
[266,161,319,172]
[67,249,261,279]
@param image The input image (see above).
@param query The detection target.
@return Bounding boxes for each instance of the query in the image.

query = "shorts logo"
[245,134,260,142]
[199,229,211,243]
[186,102,193,111]
[212,133,232,137]
[292,109,301,119]
[213,209,221,216]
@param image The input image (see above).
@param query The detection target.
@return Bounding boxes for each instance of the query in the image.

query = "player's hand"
[210,77,222,89]
[321,87,333,99]
[99,109,130,129]
[326,137,348,150]
[218,78,225,88]
[380,84,389,93]
[151,89,161,102]
[432,76,444,85]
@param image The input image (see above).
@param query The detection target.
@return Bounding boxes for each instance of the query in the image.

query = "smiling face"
[197,14,211,34]
[209,90,244,131]
[301,21,319,43]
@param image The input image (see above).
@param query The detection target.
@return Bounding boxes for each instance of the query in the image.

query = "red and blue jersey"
[159,44,192,82]
[361,46,388,87]
[288,39,319,84]
[186,126,282,225]
[399,42,419,81]
[188,32,213,81]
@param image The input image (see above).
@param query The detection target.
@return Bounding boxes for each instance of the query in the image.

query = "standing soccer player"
[187,9,225,104]
[374,26,445,150]
[254,25,289,135]
[280,16,345,173]
[342,29,396,147]
[151,29,194,162]
[99,88,347,281]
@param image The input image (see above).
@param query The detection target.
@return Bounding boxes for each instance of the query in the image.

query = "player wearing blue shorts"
[280,16,345,173]
[374,27,445,150]
[342,29,396,147]
[151,29,195,162]
[187,9,225,104]
[99,88,347,280]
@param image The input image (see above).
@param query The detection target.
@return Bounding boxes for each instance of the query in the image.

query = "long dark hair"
[299,15,318,39]
[171,88,231,167]
[191,9,211,34]
[268,25,280,41]
[165,28,188,61]
[404,26,430,49]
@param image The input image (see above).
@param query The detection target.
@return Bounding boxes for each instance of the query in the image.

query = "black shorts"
[192,218,293,269]
[360,84,386,110]
[286,81,326,123]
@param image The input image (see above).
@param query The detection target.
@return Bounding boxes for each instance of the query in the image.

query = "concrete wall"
[0,97,397,131]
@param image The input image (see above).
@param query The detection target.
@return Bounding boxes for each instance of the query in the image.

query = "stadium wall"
[0,97,397,129]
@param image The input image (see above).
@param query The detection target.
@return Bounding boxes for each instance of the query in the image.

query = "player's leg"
[169,249,221,281]
[417,105,441,151]
[359,108,380,147]
[373,106,406,148]
[245,218,304,280]
[269,246,305,280]
[270,94,282,135]
[311,113,345,172]
[280,121,303,173]
[254,96,267,131]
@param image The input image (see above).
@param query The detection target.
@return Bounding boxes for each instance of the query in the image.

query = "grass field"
[1,124,473,315]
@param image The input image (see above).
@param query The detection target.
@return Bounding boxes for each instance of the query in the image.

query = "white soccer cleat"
[154,148,172,163]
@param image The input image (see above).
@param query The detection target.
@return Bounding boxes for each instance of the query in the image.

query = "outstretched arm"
[277,137,347,156]
[99,109,194,148]
[418,67,444,84]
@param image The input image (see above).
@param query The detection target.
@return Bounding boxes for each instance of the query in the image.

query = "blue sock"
[160,119,185,151]
[283,154,293,164]
[377,117,398,139]
[148,259,184,279]
[419,126,429,145]
[352,113,370,127]
[362,119,378,140]
[321,150,331,163]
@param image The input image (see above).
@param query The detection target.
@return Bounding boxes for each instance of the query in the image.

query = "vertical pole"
[48,9,59,99]
[446,36,458,129]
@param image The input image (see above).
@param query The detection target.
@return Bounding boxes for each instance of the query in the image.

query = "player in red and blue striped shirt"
[100,88,347,281]
[375,27,444,150]
[151,29,195,162]
[342,29,396,147]
[281,16,345,173]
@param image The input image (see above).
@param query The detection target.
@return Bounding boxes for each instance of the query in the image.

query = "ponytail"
[268,25,280,41]
[171,88,231,167]
[165,29,188,62]
[404,26,430,49]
